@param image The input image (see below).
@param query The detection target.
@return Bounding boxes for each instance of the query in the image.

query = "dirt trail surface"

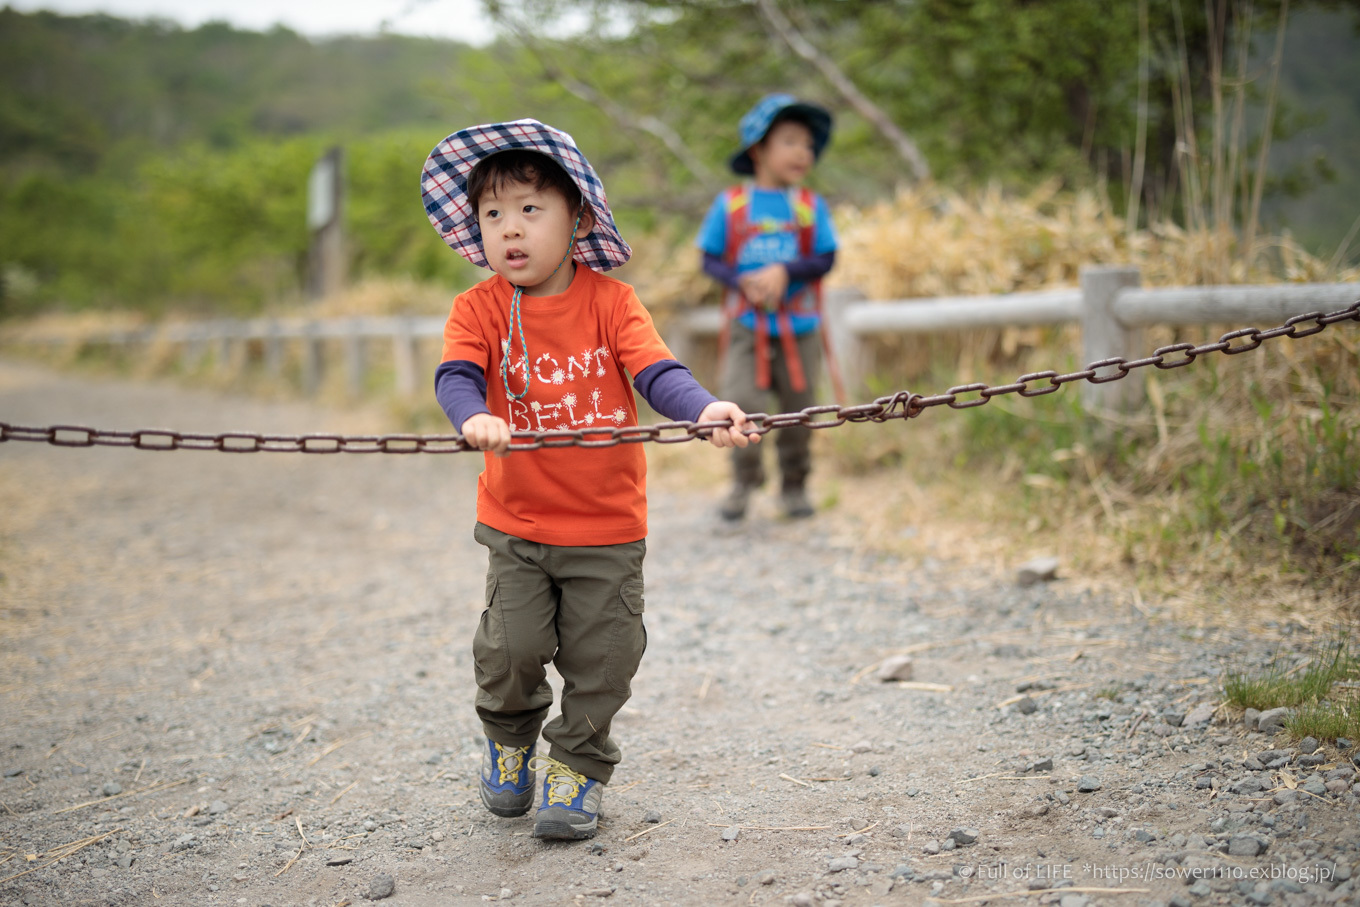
[1,358,1357,907]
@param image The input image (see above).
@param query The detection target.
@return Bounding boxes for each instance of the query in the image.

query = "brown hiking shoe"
[719,484,752,521]
[780,486,814,519]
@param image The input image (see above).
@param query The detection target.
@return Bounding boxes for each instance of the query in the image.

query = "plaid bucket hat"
[421,119,631,271]
[729,93,833,176]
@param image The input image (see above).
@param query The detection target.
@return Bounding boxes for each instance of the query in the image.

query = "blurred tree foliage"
[0,3,1355,317]
[0,9,505,315]
[1261,6,1360,257]
[497,0,1357,216]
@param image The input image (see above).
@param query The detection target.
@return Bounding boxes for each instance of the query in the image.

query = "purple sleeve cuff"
[634,360,718,423]
[704,250,836,288]
[434,359,491,433]
[784,249,836,283]
[702,252,741,290]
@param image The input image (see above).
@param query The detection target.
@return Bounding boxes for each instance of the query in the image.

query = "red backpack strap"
[716,186,749,383]
[790,186,821,312]
[793,187,847,400]
[722,185,753,266]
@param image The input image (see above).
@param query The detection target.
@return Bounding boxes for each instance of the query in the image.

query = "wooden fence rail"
[10,267,1357,411]
[20,315,447,398]
[674,266,1359,411]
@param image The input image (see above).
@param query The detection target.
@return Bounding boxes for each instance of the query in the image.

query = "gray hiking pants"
[720,322,823,489]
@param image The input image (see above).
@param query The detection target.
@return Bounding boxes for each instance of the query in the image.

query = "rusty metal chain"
[3,301,1357,455]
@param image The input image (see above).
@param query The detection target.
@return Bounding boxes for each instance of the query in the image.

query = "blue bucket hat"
[421,119,631,272]
[729,93,833,176]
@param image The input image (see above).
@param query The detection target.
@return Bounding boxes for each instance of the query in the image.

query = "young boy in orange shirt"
[422,120,758,840]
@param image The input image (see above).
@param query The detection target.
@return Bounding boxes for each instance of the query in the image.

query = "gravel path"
[1,358,1357,907]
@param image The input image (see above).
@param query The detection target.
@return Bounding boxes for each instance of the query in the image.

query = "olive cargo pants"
[472,522,647,784]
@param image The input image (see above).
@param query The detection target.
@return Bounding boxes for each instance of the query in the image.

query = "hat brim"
[421,119,631,272]
[729,102,833,176]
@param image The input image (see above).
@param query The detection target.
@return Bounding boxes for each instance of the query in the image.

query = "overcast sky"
[7,0,500,44]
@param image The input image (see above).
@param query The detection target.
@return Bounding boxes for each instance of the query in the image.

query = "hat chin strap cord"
[501,211,582,402]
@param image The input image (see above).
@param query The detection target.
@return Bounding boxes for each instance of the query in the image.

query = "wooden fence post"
[264,323,284,378]
[214,335,233,374]
[665,307,723,392]
[665,318,694,378]
[180,340,205,373]
[824,286,865,400]
[1080,265,1142,412]
[300,329,323,396]
[307,147,345,301]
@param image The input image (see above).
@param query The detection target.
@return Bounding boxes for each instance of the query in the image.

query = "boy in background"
[422,119,758,841]
[697,94,837,521]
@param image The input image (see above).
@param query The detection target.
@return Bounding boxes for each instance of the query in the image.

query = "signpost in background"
[306,146,345,301]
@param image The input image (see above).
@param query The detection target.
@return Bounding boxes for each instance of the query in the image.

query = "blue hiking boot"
[530,756,602,840]
[479,738,535,818]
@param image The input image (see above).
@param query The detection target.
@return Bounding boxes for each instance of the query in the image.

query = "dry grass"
[806,329,1359,629]
[842,186,1359,626]
[303,276,453,318]
[827,181,1358,303]
[2,309,150,347]
[612,229,715,322]
[647,182,1360,630]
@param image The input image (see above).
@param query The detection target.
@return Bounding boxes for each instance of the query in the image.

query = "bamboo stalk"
[1224,2,1252,267]
[1325,212,1360,276]
[1127,0,1150,235]
[1243,0,1290,269]
[1211,13,1232,280]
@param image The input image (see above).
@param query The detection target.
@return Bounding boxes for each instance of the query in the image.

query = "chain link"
[3,300,1356,455]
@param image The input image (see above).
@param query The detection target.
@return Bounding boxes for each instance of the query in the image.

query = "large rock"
[1016,557,1060,586]
[1257,707,1291,734]
[1227,834,1268,857]
[365,874,396,900]
[948,827,979,846]
[1183,703,1216,726]
[876,654,914,682]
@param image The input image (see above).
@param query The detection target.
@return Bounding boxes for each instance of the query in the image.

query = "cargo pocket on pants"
[605,579,647,695]
[472,574,510,682]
